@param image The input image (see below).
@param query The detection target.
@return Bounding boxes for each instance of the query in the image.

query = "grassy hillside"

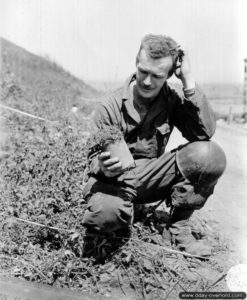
[0,39,96,291]
[1,37,100,121]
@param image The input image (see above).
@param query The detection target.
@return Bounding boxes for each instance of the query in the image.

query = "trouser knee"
[172,141,227,209]
[82,192,133,232]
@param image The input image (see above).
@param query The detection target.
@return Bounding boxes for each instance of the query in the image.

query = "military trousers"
[82,144,217,232]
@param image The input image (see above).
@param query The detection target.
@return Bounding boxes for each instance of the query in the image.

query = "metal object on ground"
[176,141,227,186]
[0,276,107,300]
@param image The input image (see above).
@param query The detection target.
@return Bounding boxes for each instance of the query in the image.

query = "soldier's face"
[136,49,173,99]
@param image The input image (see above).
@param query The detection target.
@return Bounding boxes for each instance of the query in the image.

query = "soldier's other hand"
[174,47,195,89]
[174,48,191,79]
[98,152,124,177]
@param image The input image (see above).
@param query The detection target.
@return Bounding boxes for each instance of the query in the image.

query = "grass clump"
[86,125,124,155]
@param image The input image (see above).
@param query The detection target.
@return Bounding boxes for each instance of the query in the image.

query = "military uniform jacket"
[88,74,216,175]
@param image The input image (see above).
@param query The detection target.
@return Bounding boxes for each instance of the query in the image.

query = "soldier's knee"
[176,141,227,186]
[82,192,133,232]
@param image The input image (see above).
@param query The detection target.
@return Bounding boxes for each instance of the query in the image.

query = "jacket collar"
[122,73,136,100]
[121,73,170,124]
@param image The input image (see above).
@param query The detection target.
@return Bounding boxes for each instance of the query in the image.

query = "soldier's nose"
[143,75,151,86]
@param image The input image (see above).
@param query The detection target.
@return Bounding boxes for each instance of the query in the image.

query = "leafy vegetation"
[86,125,124,157]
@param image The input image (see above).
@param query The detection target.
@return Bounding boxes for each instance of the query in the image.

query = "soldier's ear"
[167,52,180,78]
[136,55,139,66]
[168,65,175,78]
[168,49,183,78]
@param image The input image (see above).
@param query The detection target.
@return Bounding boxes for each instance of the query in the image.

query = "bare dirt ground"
[166,122,247,264]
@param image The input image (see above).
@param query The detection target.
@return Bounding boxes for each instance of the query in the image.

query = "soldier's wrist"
[181,75,195,90]
[183,87,195,97]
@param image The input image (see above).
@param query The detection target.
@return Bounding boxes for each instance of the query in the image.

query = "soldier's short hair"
[136,34,179,63]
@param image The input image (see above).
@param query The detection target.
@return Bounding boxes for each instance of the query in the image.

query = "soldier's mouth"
[141,86,153,91]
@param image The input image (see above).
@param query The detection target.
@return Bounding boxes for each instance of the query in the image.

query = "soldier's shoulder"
[166,81,184,98]
[96,86,124,109]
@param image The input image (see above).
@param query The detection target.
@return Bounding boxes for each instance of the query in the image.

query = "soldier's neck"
[132,84,154,108]
[129,82,153,121]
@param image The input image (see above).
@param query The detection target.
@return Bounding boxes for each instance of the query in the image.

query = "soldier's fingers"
[107,162,122,171]
[98,152,111,161]
[103,157,119,167]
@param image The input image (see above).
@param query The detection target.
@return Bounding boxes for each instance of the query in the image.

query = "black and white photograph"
[0,0,247,299]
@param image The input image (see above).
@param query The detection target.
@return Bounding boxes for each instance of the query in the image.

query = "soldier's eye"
[139,69,148,75]
[154,74,164,79]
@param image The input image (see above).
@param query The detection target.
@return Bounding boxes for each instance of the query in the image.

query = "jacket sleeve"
[87,94,121,176]
[170,84,216,141]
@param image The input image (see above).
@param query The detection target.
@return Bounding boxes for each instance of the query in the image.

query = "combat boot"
[165,207,212,256]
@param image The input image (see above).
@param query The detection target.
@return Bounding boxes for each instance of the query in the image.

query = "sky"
[0,0,247,84]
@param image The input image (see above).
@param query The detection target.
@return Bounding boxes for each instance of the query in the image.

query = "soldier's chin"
[139,87,155,98]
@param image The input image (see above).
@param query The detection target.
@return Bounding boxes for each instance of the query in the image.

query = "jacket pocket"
[156,123,171,155]
[156,123,171,135]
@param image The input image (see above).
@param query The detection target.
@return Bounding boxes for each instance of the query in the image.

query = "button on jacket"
[88,73,216,175]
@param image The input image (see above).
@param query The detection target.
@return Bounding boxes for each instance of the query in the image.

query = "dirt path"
[166,123,247,263]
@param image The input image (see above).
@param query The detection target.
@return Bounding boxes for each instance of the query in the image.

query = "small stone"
[104,293,111,298]
[143,258,153,272]
[100,273,112,283]
[183,270,199,282]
